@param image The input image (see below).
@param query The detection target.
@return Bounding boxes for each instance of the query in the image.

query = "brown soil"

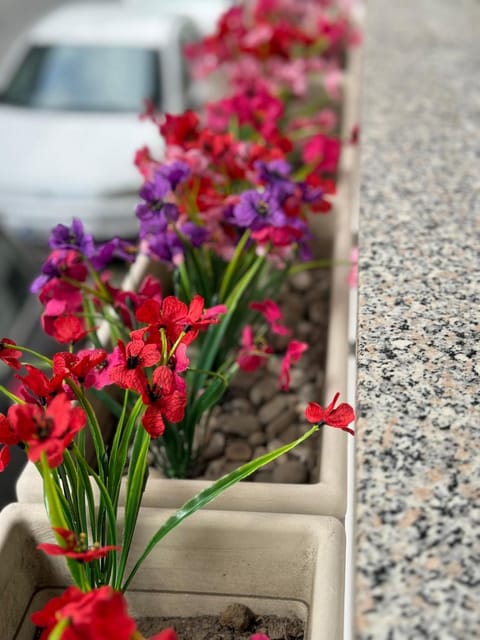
[137,603,304,640]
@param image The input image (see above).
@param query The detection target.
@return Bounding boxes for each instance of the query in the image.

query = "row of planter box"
[1,34,363,640]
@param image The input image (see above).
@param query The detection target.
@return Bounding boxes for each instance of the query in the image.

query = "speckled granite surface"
[354,0,480,638]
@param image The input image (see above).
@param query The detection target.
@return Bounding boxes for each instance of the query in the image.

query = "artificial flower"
[305,392,355,433]
[0,338,22,370]
[38,527,119,562]
[7,392,86,467]
[31,586,137,640]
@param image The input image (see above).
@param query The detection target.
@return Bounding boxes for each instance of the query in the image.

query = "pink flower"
[250,299,291,336]
[302,134,341,174]
[279,340,308,390]
[237,325,273,372]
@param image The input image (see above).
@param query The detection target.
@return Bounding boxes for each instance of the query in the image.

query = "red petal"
[326,403,356,430]
[304,402,324,424]
[142,407,166,438]
[187,295,205,322]
[37,543,66,556]
[162,296,188,323]
[0,445,11,471]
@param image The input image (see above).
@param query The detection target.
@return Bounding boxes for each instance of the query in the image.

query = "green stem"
[219,229,251,302]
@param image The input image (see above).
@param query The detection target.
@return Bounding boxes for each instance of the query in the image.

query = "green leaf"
[121,423,319,591]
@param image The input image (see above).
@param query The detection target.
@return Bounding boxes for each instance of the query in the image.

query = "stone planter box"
[0,502,345,640]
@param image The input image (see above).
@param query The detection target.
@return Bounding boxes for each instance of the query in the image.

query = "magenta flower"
[250,299,291,336]
[279,340,308,390]
[237,325,273,372]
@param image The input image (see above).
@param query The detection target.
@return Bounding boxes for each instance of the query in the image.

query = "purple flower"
[135,170,179,224]
[299,181,325,204]
[146,230,184,264]
[179,222,209,248]
[255,159,295,198]
[158,160,190,190]
[233,188,287,230]
[89,238,138,270]
[48,218,95,257]
[30,255,63,293]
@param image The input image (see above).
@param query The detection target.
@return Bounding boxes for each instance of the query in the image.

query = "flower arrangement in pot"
[0,286,354,638]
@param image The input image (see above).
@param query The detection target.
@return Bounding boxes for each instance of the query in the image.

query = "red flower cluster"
[109,294,227,437]
[0,274,227,468]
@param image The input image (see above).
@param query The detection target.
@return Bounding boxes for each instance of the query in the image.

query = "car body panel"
[0,3,200,241]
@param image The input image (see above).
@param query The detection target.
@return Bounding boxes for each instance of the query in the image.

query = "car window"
[0,45,161,113]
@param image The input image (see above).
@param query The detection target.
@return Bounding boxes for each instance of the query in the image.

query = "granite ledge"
[354,0,480,638]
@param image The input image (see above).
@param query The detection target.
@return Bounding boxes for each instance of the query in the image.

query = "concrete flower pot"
[0,502,345,640]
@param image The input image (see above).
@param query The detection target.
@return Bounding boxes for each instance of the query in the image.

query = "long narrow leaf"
[121,424,319,591]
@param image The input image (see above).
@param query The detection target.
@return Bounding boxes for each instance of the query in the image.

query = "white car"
[123,0,235,36]
[0,3,201,242]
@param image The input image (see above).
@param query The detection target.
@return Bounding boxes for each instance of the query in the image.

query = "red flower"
[305,393,355,435]
[0,444,10,471]
[8,392,86,467]
[31,586,136,640]
[38,527,119,562]
[159,110,200,148]
[140,366,187,437]
[44,312,91,344]
[109,273,164,329]
[53,349,108,387]
[0,412,21,471]
[109,339,160,392]
[251,225,302,248]
[0,338,22,370]
[16,364,64,406]
[279,340,308,390]
[250,299,291,336]
[135,294,226,347]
